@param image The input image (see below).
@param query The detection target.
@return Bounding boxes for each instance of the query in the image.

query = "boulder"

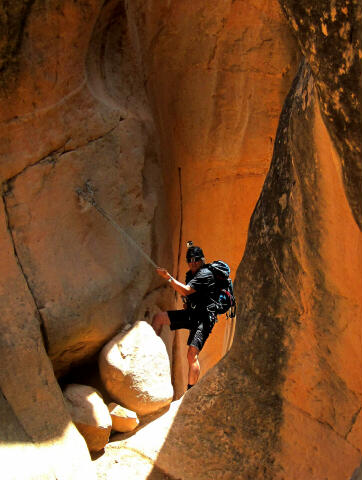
[99,321,174,416]
[108,402,139,433]
[63,384,112,452]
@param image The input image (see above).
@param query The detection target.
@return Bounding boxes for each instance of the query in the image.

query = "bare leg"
[187,345,200,386]
[151,311,170,336]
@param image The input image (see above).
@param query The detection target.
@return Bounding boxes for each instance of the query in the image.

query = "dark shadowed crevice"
[175,167,183,285]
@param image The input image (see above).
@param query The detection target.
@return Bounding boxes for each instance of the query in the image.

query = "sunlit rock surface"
[0,1,170,478]
[63,384,112,452]
[126,0,299,389]
[0,0,361,479]
[280,0,362,229]
[129,53,361,480]
[99,321,173,416]
[0,0,172,377]
[108,402,139,433]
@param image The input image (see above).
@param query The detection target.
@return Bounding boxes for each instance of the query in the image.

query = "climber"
[152,243,217,391]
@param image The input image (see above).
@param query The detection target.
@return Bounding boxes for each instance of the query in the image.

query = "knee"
[152,312,163,325]
[152,311,168,323]
[151,311,169,331]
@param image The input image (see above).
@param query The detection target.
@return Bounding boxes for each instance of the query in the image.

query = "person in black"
[152,245,216,390]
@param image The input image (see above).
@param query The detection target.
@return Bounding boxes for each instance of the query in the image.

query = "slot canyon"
[0,1,361,479]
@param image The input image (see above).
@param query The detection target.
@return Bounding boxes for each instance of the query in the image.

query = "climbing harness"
[75,181,158,269]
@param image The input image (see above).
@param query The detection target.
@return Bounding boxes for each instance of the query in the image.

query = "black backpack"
[208,261,236,318]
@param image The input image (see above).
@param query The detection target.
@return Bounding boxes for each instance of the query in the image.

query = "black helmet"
[186,245,204,262]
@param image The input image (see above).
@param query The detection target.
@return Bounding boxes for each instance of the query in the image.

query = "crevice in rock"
[283,397,361,451]
[206,16,228,69]
[1,186,50,353]
[4,124,119,185]
[175,167,183,285]
[345,407,362,442]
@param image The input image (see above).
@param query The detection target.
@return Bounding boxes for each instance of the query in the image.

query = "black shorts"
[167,309,216,352]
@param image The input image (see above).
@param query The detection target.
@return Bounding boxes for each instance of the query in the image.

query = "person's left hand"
[156,267,170,280]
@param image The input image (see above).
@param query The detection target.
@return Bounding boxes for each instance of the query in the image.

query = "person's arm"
[156,268,196,296]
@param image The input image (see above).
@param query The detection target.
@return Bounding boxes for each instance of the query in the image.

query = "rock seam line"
[1,187,50,352]
[345,406,362,443]
[4,124,119,186]
[283,397,361,452]
[175,166,183,287]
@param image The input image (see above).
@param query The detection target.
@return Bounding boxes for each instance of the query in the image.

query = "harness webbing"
[76,181,158,269]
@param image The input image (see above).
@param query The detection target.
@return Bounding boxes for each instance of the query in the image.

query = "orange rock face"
[126,0,299,388]
[142,60,362,480]
[1,0,361,479]
[0,0,298,389]
[0,0,174,376]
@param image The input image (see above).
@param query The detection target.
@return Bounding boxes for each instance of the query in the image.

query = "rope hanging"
[76,181,158,269]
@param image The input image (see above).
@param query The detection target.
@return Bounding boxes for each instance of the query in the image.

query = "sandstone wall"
[0,1,173,478]
[137,4,362,476]
[122,57,362,480]
[1,0,361,479]
[0,0,299,404]
[126,0,299,391]
[0,0,175,378]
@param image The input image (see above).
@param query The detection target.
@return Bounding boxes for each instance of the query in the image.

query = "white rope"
[76,182,158,269]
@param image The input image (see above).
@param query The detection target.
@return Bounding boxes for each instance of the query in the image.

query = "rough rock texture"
[63,384,112,452]
[351,462,362,480]
[108,402,139,433]
[280,0,362,229]
[0,1,171,477]
[1,0,360,479]
[99,321,173,416]
[0,194,95,479]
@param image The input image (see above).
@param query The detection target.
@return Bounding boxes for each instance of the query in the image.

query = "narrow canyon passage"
[0,1,361,479]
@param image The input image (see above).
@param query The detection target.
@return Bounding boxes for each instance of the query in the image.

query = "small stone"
[63,384,112,452]
[108,402,140,432]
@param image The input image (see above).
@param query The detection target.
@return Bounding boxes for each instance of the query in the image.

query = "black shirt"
[185,265,216,310]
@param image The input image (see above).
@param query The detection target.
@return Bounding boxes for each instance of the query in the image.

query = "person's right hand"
[156,267,170,280]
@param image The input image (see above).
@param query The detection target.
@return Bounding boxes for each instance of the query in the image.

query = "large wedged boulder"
[99,321,174,416]
[63,384,112,452]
